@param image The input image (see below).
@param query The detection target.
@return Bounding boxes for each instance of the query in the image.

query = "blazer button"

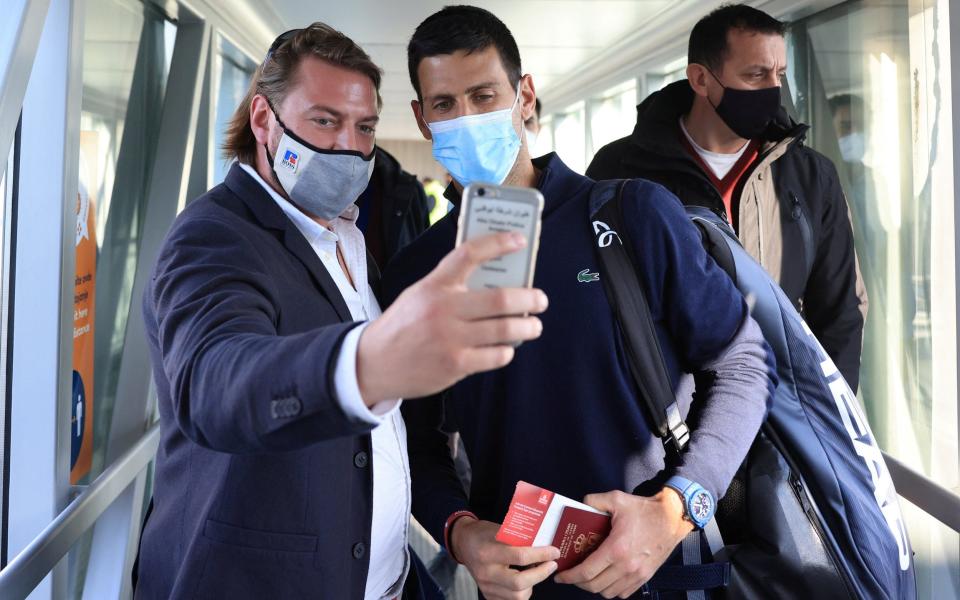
[354,451,369,468]
[352,542,366,559]
[287,398,302,416]
[270,399,283,419]
[270,397,303,419]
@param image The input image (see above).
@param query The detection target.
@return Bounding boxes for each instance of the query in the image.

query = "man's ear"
[687,64,710,98]
[251,94,274,145]
[412,99,432,141]
[519,74,537,122]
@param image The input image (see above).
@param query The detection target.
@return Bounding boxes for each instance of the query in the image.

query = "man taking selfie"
[136,22,546,600]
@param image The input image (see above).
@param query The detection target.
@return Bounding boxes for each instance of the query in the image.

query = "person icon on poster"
[71,369,86,470]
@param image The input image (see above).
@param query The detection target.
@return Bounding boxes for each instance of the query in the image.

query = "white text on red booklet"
[496,481,612,571]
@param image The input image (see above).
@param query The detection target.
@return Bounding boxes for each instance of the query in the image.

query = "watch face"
[690,490,714,522]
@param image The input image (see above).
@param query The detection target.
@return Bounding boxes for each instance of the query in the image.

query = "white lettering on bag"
[802,321,911,571]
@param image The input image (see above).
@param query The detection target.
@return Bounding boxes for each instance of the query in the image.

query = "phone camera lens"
[478,188,486,197]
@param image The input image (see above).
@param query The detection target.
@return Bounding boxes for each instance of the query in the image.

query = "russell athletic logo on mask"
[280,149,299,172]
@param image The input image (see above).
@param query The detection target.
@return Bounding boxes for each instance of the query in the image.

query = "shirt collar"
[678,116,749,159]
[238,162,351,245]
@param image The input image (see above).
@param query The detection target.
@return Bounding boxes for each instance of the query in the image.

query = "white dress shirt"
[679,116,750,180]
[239,163,411,600]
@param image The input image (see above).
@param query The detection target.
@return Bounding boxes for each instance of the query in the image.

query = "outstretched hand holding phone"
[358,229,547,405]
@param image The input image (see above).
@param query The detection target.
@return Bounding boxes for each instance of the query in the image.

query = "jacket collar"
[629,80,809,160]
[440,152,590,216]
[224,162,353,322]
[224,161,290,231]
[534,153,593,216]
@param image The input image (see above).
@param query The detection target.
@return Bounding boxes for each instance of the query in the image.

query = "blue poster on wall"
[71,369,86,470]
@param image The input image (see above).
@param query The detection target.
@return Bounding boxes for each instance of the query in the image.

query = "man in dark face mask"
[588,3,868,394]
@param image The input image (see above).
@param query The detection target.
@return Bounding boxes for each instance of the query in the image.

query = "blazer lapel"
[366,249,382,304]
[280,224,353,323]
[225,164,354,323]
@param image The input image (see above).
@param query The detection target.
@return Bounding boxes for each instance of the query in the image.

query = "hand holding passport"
[496,481,612,572]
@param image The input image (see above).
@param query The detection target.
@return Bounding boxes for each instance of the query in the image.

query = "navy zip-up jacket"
[381,154,776,598]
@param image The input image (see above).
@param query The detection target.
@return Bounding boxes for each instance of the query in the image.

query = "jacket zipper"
[790,191,815,278]
[756,179,764,265]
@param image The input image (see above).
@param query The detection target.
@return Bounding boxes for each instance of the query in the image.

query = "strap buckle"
[663,402,690,453]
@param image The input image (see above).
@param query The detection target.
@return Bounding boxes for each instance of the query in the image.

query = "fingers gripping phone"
[456,183,544,291]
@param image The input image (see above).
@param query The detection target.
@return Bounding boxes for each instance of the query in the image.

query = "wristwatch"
[664,475,715,529]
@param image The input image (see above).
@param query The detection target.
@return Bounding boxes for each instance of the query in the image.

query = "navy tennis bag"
[591,180,917,600]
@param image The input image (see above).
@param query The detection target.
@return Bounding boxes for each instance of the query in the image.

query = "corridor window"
[70,0,177,595]
[0,138,12,566]
[213,36,257,184]
[534,115,553,157]
[789,1,958,595]
[589,81,637,156]
[553,102,586,174]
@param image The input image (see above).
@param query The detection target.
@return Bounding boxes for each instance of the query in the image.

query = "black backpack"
[589,179,916,600]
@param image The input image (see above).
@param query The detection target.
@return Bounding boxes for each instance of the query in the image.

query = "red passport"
[496,481,611,572]
[551,505,613,571]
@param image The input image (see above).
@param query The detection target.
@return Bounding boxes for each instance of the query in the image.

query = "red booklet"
[496,481,612,571]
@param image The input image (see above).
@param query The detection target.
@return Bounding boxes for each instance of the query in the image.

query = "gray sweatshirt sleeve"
[672,313,776,501]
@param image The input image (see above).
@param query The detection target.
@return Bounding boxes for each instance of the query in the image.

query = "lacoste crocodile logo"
[578,269,599,283]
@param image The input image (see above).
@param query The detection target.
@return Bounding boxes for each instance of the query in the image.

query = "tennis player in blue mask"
[410,33,537,191]
[384,6,776,600]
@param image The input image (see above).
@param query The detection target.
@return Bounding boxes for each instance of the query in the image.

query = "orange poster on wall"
[71,135,98,484]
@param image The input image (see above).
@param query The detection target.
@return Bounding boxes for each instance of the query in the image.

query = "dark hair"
[828,93,864,115]
[688,4,785,72]
[535,98,542,118]
[223,22,383,165]
[407,5,522,100]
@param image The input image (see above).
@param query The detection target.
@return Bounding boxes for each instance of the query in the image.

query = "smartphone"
[456,183,544,291]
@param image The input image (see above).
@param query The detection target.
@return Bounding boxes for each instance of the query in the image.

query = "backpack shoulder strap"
[686,206,737,281]
[589,180,689,453]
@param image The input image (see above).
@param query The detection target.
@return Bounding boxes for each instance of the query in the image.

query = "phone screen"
[458,186,543,290]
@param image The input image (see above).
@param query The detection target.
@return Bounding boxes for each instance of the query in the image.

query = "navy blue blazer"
[136,164,395,598]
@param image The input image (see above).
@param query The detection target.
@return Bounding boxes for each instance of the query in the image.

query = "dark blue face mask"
[707,68,781,140]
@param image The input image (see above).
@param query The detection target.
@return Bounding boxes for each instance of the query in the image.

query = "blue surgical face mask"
[426,85,522,187]
[838,132,866,163]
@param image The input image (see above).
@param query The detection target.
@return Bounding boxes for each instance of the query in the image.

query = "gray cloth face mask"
[267,112,375,221]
